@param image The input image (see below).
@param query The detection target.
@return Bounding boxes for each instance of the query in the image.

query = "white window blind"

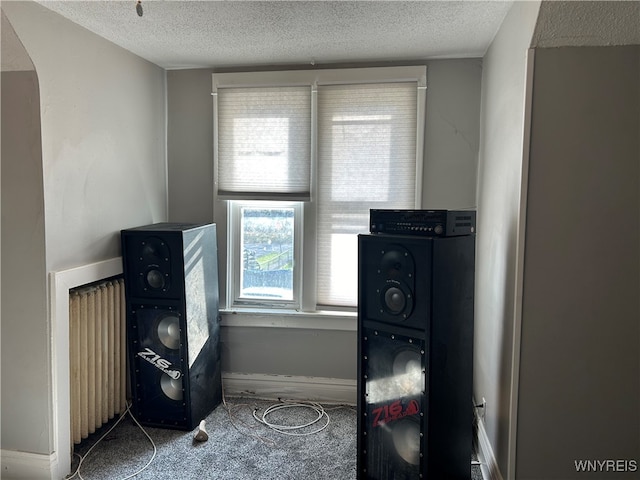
[316,82,418,307]
[216,86,311,200]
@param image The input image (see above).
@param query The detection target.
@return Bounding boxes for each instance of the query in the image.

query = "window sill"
[219,308,357,331]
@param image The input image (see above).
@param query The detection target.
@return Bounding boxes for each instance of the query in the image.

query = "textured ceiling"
[35,1,514,69]
[532,0,640,48]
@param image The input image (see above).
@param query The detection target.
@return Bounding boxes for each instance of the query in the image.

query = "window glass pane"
[239,206,295,301]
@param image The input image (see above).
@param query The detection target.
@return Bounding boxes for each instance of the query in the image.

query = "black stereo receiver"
[369,209,476,237]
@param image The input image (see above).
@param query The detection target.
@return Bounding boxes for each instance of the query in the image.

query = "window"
[213,67,426,311]
[229,201,301,308]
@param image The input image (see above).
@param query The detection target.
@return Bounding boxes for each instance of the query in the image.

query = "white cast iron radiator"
[69,277,127,444]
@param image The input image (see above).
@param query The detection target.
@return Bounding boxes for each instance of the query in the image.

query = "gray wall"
[3,2,168,273]
[517,45,639,479]
[475,2,541,477]
[1,0,167,459]
[476,2,640,478]
[167,69,215,223]
[166,59,482,380]
[422,59,481,210]
[1,15,49,455]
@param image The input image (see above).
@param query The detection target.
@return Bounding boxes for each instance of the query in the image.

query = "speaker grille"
[123,234,182,299]
[129,304,188,426]
[360,328,427,478]
[374,244,415,321]
[359,235,432,330]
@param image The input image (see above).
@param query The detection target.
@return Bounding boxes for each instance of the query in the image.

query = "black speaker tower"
[358,231,475,479]
[121,222,222,430]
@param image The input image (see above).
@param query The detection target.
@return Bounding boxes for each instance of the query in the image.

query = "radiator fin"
[69,278,127,445]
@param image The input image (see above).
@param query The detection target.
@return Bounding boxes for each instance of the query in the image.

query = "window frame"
[213,66,426,313]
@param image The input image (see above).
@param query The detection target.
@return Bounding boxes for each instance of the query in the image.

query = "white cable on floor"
[252,401,331,436]
[65,402,157,480]
[66,387,347,479]
[221,381,278,446]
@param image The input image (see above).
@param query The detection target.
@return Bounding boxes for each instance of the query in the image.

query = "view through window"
[239,205,295,301]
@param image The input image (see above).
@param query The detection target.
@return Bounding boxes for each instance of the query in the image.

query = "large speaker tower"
[121,222,222,430]
[358,232,475,479]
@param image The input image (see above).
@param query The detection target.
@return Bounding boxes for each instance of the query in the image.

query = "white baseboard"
[476,417,503,480]
[222,372,357,405]
[0,449,57,480]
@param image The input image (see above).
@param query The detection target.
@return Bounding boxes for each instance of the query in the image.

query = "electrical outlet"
[474,397,486,422]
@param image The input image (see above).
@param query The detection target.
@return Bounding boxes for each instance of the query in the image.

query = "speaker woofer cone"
[161,374,183,401]
[380,283,413,318]
[392,349,423,396]
[393,350,422,376]
[157,314,181,350]
[384,287,406,313]
[391,418,421,466]
[146,268,166,289]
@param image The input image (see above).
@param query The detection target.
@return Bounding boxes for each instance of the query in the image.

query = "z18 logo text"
[372,399,420,427]
[137,347,182,379]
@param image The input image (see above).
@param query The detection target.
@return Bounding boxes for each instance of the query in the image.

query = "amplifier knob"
[434,224,444,235]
